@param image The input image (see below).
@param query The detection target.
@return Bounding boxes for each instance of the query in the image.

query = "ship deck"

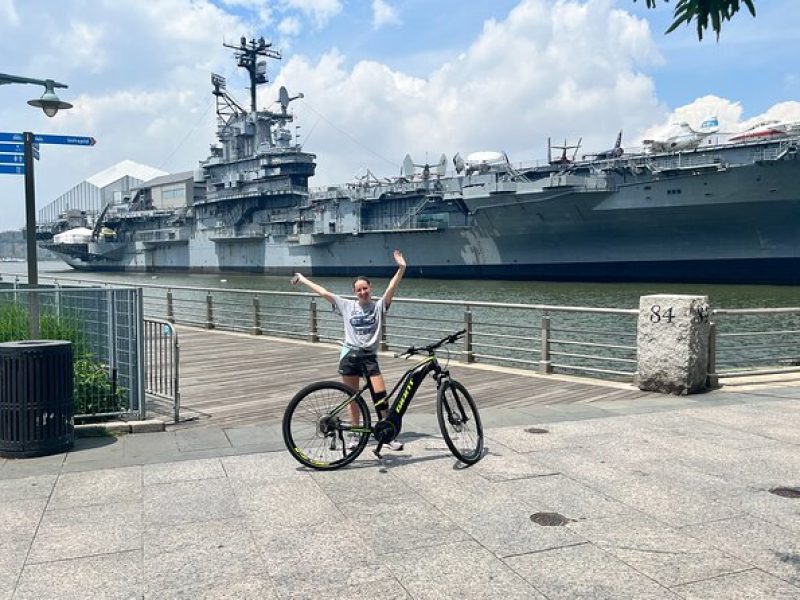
[152,326,672,430]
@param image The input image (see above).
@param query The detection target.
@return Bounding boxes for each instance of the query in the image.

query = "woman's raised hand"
[393,249,406,268]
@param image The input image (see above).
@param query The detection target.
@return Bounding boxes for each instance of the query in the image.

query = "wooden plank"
[151,326,659,429]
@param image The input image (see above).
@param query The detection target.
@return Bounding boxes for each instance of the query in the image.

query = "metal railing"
[25,275,639,381]
[6,273,798,386]
[144,318,180,423]
[709,307,800,380]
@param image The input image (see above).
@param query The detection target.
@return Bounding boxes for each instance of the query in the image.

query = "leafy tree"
[636,0,757,40]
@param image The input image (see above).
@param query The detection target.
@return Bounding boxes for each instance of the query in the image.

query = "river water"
[4,260,799,310]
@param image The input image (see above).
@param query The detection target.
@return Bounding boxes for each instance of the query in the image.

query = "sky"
[1,0,799,232]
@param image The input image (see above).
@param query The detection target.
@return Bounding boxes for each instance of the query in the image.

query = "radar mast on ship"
[211,36,304,156]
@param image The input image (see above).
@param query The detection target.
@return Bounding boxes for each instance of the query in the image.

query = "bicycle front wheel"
[436,379,484,465]
[283,381,371,470]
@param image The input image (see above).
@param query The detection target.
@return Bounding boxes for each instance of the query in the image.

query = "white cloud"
[272,0,665,184]
[279,16,301,36]
[52,21,108,74]
[371,0,400,30]
[0,0,18,27]
[281,0,342,29]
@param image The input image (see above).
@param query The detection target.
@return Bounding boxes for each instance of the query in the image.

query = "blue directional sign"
[0,131,93,175]
[0,143,24,154]
[0,132,23,143]
[33,134,95,146]
[0,132,96,146]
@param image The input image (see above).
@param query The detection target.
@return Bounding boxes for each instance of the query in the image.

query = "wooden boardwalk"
[150,326,662,429]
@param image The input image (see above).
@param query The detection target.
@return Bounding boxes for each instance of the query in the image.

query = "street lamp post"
[0,73,73,117]
[0,73,73,337]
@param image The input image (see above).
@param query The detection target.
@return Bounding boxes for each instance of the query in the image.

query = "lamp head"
[27,80,72,117]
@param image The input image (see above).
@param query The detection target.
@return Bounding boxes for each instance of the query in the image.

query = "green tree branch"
[636,0,757,40]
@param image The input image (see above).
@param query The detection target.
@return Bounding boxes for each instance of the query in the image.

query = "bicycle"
[282,329,484,470]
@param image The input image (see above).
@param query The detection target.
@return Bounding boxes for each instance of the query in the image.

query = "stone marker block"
[636,294,710,395]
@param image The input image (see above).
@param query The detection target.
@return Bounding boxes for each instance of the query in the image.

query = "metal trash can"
[0,340,74,458]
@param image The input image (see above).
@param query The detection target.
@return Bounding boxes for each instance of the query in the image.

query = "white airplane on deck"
[643,116,720,153]
[728,119,800,143]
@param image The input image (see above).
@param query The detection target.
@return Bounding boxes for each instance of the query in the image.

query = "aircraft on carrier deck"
[643,116,720,153]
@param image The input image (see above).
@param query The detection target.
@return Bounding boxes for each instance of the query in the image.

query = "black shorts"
[338,347,381,377]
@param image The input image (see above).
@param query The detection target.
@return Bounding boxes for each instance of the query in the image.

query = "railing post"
[252,296,262,335]
[166,288,174,323]
[205,292,214,329]
[706,321,719,388]
[464,307,474,363]
[309,298,319,342]
[539,315,552,374]
[380,320,388,352]
[54,280,61,319]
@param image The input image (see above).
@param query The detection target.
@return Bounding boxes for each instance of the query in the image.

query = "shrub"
[0,300,126,415]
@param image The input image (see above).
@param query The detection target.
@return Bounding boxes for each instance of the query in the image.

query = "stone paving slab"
[143,518,265,596]
[672,568,800,599]
[386,540,544,599]
[14,550,142,600]
[681,514,800,586]
[0,390,799,598]
[144,477,241,527]
[504,542,682,599]
[28,500,142,564]
[569,513,748,586]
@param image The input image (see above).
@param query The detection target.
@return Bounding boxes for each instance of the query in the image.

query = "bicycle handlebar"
[393,329,467,358]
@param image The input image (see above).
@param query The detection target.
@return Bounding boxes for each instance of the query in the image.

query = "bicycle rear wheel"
[436,379,483,465]
[283,381,371,470]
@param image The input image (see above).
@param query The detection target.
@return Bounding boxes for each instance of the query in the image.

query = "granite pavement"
[1,384,799,599]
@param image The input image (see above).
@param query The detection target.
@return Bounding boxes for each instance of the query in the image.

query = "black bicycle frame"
[335,354,444,445]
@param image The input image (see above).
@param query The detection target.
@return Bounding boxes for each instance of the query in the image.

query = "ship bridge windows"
[667,189,683,195]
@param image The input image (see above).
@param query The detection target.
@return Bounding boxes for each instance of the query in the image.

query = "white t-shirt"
[332,294,386,352]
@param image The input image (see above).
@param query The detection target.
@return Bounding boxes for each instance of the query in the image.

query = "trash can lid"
[0,340,72,349]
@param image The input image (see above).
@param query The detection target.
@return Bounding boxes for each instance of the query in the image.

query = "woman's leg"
[342,375,361,424]
[369,374,388,419]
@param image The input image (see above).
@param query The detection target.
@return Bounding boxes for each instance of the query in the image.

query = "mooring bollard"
[636,294,711,394]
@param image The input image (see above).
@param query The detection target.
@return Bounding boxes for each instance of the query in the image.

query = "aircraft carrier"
[40,37,800,284]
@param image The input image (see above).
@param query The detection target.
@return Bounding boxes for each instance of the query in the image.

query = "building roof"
[138,170,195,189]
[86,160,167,189]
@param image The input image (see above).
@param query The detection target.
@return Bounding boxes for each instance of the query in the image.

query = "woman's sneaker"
[386,439,404,451]
[347,434,360,450]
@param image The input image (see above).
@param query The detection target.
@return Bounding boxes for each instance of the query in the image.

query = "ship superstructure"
[40,37,800,284]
